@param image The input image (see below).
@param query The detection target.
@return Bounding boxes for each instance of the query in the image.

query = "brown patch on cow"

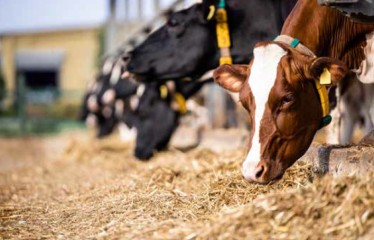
[281,0,374,71]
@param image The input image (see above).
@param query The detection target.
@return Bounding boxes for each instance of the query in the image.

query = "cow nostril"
[255,165,265,179]
[122,55,130,62]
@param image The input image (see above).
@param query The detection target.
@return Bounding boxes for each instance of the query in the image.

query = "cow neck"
[208,0,233,65]
[280,0,373,70]
[274,35,332,129]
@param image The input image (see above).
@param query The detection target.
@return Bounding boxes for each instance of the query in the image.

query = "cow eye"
[168,18,179,27]
[281,94,295,105]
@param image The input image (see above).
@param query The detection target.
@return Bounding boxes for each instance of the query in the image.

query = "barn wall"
[0,28,100,92]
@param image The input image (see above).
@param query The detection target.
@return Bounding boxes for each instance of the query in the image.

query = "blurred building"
[106,0,199,55]
[0,0,197,103]
[0,0,108,103]
[1,28,100,101]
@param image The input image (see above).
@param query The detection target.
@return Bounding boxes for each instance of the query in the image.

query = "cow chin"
[127,59,153,76]
[243,129,316,184]
[128,60,188,80]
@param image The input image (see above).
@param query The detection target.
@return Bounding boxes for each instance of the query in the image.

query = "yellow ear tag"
[159,85,168,99]
[175,93,187,114]
[206,5,216,21]
[320,68,332,85]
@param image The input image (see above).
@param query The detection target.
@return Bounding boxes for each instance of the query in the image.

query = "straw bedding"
[0,133,373,239]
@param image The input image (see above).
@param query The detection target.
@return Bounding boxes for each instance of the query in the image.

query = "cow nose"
[242,163,267,183]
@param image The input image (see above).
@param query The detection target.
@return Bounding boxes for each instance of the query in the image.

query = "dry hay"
[0,133,373,239]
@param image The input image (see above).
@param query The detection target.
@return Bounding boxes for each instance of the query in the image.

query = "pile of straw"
[0,133,372,239]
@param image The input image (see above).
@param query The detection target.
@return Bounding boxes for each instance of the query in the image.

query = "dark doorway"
[17,70,59,104]
[23,70,58,89]
[15,50,64,103]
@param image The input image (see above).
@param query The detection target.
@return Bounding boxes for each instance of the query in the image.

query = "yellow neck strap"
[208,2,232,65]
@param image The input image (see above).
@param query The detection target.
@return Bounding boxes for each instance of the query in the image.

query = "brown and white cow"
[214,0,374,184]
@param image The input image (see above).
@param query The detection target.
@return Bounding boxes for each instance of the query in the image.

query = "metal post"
[105,0,117,54]
[206,84,227,128]
[137,0,142,20]
[124,0,130,22]
[155,0,160,13]
[17,73,26,134]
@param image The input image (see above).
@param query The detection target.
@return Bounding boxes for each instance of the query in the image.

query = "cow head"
[127,0,221,79]
[133,79,211,160]
[132,82,178,160]
[214,41,348,184]
[80,57,139,139]
[81,90,120,139]
[127,0,297,81]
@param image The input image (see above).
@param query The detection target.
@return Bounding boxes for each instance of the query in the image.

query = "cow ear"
[213,64,248,92]
[308,57,348,85]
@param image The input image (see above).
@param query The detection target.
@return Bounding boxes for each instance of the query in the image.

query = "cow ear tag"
[159,85,168,99]
[320,68,332,85]
[175,93,188,114]
[207,5,216,21]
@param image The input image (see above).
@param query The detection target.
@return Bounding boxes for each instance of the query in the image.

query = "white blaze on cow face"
[242,44,287,182]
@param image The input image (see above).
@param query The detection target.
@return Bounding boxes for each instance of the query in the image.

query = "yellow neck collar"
[208,2,233,65]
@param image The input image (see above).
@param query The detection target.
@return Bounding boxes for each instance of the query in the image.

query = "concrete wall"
[1,28,100,92]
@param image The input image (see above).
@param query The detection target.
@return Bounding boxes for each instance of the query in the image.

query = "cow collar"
[207,0,233,65]
[159,84,188,114]
[274,35,332,129]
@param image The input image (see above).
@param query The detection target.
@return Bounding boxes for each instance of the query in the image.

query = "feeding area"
[1,132,373,239]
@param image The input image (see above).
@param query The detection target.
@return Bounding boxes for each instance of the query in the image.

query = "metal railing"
[0,75,85,136]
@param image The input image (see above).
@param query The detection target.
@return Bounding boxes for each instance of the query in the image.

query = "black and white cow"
[131,79,212,159]
[80,56,212,160]
[79,56,138,139]
[127,0,297,80]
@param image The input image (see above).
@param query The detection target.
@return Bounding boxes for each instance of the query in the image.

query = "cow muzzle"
[242,158,284,184]
[242,161,269,184]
